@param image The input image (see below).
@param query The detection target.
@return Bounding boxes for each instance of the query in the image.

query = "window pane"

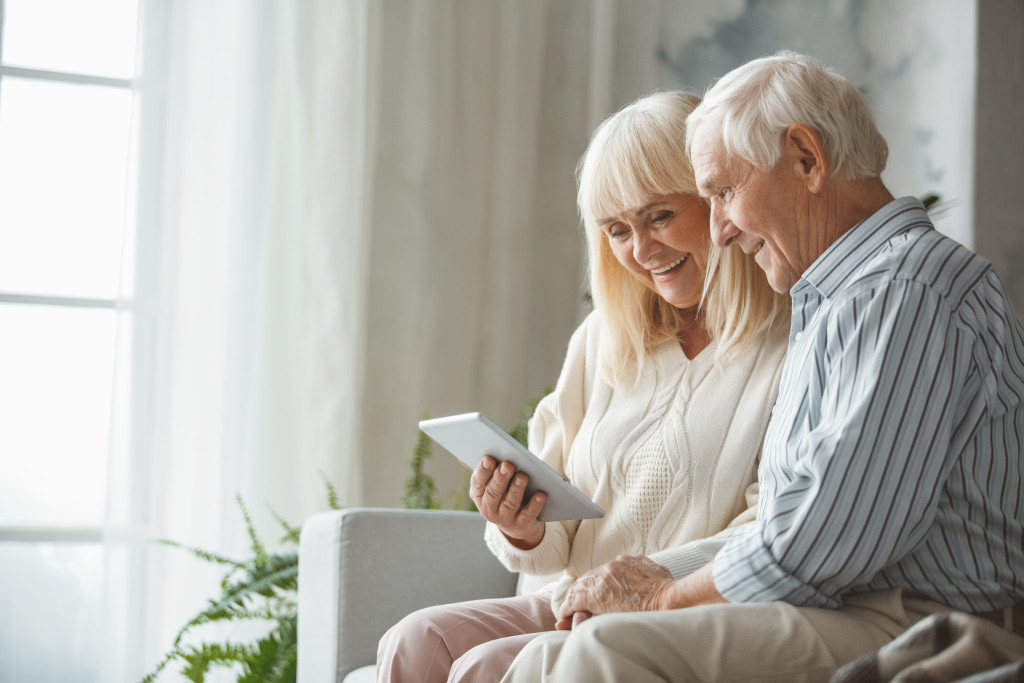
[1,0,139,79]
[0,77,133,299]
[0,542,103,682]
[0,304,117,526]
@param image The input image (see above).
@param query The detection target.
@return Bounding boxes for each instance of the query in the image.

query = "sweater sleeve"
[649,481,759,579]
[483,314,596,575]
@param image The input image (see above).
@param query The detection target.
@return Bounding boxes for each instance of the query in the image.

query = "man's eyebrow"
[696,174,725,194]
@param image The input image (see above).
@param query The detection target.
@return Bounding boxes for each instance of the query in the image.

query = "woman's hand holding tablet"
[469,455,547,549]
[418,412,605,524]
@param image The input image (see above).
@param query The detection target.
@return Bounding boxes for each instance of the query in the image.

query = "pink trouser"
[376,593,556,683]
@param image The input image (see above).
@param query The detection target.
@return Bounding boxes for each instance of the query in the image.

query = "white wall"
[974,0,1024,318]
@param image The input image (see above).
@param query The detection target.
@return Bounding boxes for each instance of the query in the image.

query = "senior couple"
[378,51,1024,682]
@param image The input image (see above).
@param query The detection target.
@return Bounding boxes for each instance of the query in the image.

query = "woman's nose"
[632,231,661,264]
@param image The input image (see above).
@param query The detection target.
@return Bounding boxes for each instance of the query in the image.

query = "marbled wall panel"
[606,0,977,247]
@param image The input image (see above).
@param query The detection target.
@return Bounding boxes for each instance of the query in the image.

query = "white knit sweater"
[484,311,788,610]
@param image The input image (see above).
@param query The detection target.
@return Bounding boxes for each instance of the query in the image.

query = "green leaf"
[508,387,552,447]
[238,616,298,683]
[403,425,439,509]
[236,494,269,566]
[268,505,302,546]
[170,552,298,648]
[318,469,343,511]
[178,642,253,682]
[151,539,243,569]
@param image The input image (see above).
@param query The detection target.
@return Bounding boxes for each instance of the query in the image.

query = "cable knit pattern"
[484,311,788,613]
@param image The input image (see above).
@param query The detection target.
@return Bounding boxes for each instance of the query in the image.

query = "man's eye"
[719,188,731,201]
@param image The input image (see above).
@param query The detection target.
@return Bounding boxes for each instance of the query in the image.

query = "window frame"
[0,0,170,676]
[0,0,137,540]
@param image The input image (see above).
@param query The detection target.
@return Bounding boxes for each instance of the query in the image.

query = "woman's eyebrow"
[599,202,664,226]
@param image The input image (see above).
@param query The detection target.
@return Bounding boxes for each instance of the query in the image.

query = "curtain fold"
[360,0,595,505]
[101,1,598,678]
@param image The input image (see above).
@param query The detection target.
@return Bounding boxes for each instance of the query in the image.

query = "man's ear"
[784,124,827,193]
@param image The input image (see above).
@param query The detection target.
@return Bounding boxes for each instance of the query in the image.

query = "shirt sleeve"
[713,279,972,608]
[483,314,595,575]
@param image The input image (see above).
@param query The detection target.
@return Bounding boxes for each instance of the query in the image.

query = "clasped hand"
[469,455,546,550]
[556,555,675,630]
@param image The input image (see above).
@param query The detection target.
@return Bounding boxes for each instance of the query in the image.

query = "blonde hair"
[578,91,788,386]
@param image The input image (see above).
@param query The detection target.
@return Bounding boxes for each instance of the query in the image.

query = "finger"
[558,585,586,622]
[468,456,496,502]
[479,461,514,514]
[572,611,592,629]
[498,472,529,521]
[516,489,546,526]
[555,617,573,631]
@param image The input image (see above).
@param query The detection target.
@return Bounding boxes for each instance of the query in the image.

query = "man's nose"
[709,204,739,248]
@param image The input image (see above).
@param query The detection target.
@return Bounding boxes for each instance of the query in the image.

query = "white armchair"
[296,508,519,683]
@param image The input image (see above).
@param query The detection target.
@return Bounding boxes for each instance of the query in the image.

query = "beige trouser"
[501,589,958,683]
[376,593,555,683]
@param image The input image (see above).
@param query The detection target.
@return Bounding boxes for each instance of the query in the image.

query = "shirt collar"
[794,196,931,300]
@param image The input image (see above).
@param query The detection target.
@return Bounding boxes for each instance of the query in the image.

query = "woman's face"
[600,192,711,312]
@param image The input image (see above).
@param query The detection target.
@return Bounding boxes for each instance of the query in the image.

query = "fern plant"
[148,394,552,682]
[142,475,342,683]
[403,426,444,510]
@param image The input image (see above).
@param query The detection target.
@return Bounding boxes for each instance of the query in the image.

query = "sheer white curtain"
[101,0,602,679]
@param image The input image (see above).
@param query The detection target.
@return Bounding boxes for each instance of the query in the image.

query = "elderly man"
[502,51,1024,682]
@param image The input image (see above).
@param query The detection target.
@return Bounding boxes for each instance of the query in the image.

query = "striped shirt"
[713,197,1024,613]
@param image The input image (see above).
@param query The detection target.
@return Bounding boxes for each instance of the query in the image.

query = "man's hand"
[555,555,675,629]
[469,455,546,550]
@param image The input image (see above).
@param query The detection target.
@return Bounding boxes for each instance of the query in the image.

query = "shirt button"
[795,332,803,340]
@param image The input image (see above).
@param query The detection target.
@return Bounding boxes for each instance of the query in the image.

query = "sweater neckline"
[656,335,718,387]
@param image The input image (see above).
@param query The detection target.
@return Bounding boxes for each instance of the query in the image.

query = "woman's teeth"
[653,256,687,274]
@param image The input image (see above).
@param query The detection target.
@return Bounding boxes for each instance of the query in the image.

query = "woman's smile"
[651,255,688,276]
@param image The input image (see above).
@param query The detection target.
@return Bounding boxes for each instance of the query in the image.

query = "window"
[0,0,160,679]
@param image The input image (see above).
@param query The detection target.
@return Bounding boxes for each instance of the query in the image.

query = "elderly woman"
[376,90,789,683]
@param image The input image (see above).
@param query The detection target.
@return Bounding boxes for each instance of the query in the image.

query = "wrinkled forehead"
[688,117,726,160]
[688,121,731,188]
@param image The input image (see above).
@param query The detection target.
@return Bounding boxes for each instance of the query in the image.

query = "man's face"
[690,121,809,293]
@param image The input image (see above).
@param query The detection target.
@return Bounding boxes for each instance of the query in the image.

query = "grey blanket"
[831,613,1024,683]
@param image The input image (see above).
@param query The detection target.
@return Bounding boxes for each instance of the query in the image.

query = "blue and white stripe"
[714,197,1024,613]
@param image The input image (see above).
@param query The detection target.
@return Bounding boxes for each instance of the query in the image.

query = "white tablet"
[418,412,604,522]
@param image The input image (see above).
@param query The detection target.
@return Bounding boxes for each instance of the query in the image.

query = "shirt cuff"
[712,522,842,608]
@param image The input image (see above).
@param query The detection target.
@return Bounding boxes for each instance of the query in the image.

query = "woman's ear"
[784,124,827,193]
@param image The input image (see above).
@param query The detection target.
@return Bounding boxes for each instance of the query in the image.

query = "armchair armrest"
[297,508,519,683]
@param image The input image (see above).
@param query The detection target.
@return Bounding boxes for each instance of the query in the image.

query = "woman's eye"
[651,212,673,225]
[608,227,629,241]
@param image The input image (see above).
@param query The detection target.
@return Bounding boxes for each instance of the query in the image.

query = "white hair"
[686,50,888,180]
